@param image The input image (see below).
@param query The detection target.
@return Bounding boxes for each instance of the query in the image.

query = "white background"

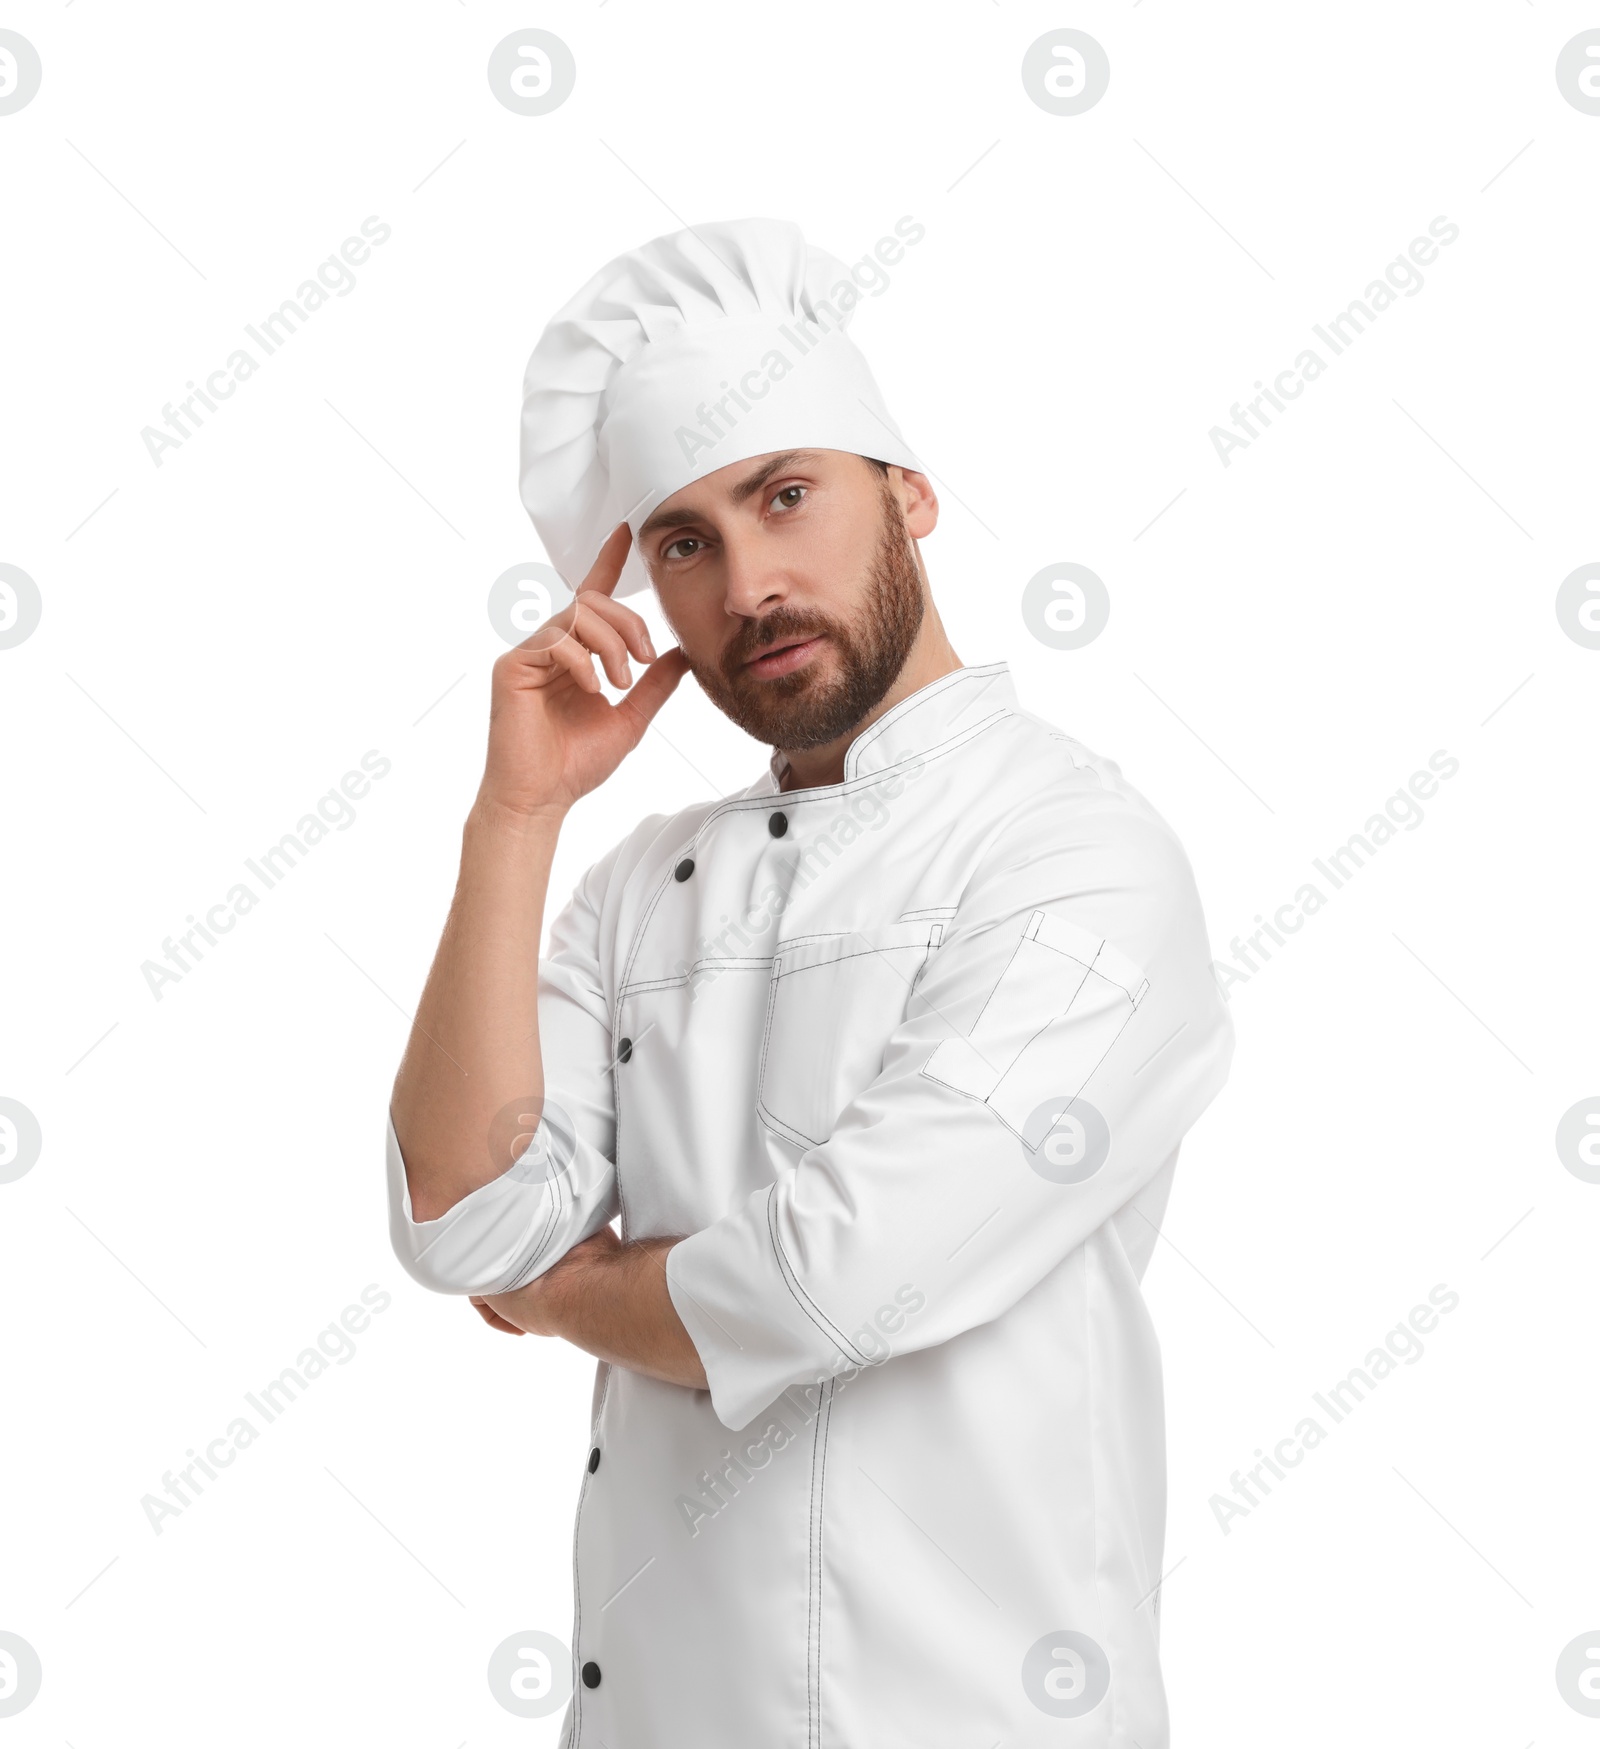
[2,2,1597,1743]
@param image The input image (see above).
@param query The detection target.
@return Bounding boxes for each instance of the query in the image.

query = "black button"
[769,811,788,838]
[587,1446,601,1474]
[581,1661,602,1689]
[617,1037,632,1063]
[674,857,694,881]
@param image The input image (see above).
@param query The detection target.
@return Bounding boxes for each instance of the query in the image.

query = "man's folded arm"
[665,802,1236,1431]
[387,878,620,1297]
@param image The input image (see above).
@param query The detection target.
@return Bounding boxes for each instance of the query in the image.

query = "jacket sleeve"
[386,850,621,1297]
[665,793,1236,1431]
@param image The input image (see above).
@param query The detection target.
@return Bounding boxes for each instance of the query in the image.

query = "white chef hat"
[519,217,923,599]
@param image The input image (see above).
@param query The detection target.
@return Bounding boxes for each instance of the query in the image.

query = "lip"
[744,634,826,678]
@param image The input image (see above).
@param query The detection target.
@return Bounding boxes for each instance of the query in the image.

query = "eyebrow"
[637,450,821,540]
[729,449,819,505]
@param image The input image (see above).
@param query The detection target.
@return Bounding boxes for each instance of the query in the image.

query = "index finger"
[578,521,635,599]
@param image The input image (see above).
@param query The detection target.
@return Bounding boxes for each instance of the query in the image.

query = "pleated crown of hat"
[519,217,921,598]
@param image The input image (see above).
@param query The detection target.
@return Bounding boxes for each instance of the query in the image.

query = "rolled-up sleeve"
[665,795,1235,1431]
[387,852,621,1297]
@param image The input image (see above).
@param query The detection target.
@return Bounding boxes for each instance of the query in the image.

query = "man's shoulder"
[992,702,1119,788]
[987,702,1165,813]
[963,706,1220,984]
[979,704,1198,882]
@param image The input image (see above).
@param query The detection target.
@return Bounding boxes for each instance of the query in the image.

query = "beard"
[685,479,927,757]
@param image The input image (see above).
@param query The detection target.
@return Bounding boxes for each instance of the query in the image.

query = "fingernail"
[643,634,657,660]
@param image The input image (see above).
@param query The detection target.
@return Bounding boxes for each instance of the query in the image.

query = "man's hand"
[468,1297,526,1335]
[470,1225,622,1336]
[480,522,691,823]
[390,522,690,1227]
[470,1225,709,1391]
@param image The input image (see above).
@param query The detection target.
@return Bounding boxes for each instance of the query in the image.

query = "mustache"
[723,612,836,678]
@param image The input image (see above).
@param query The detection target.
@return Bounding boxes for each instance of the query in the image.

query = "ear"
[893,468,939,540]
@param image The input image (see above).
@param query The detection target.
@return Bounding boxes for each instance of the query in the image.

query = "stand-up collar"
[760,660,1017,794]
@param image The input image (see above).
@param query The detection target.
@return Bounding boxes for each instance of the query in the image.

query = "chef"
[386,217,1234,1747]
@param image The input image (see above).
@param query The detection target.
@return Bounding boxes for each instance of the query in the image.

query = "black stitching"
[940,920,1151,1117]
[988,1004,1143,1144]
[753,977,785,1139]
[918,1060,991,1105]
[919,991,1145,1144]
[991,961,1103,1083]
[756,926,939,1150]
[764,1186,872,1367]
[611,1032,630,1245]
[771,936,934,983]
[503,1154,564,1291]
[610,687,1015,1081]
[816,1379,833,1748]
[806,1377,835,1749]
[621,959,773,999]
[841,660,1010,776]
[965,928,1033,1040]
[568,1361,612,1746]
[613,685,1015,1003]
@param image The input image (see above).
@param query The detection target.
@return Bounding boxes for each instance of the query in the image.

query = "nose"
[719,523,789,620]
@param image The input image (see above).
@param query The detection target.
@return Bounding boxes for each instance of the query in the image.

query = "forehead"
[639,448,849,536]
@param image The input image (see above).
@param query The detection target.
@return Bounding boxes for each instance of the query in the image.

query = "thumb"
[616,645,691,738]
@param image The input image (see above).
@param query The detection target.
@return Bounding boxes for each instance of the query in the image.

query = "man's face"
[637,449,937,754]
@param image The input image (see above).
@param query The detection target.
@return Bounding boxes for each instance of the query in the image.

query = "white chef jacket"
[387,659,1234,1747]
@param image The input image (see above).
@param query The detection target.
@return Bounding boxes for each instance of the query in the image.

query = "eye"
[769,484,807,512]
[662,536,705,562]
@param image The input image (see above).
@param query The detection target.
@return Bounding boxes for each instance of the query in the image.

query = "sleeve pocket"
[921,909,1149,1136]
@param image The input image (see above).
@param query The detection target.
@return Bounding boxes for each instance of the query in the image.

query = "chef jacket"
[387,659,1234,1747]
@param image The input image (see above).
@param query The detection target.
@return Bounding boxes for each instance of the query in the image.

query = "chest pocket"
[757,920,944,1148]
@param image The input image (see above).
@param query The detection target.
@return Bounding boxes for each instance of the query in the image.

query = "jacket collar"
[759,660,1017,795]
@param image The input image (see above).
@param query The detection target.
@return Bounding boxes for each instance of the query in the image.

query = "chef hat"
[519,217,923,599]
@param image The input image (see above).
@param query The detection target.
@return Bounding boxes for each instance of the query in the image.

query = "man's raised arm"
[387,524,687,1255]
